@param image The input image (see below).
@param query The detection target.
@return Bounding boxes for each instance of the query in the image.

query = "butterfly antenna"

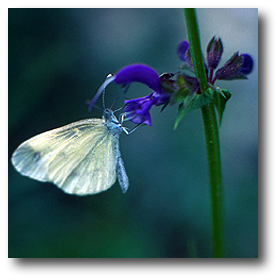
[102,89,106,110]
[110,84,130,111]
[85,99,103,112]
[88,73,115,111]
[110,95,122,111]
[112,95,130,114]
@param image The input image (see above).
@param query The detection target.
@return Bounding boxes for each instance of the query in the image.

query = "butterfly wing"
[11,118,120,195]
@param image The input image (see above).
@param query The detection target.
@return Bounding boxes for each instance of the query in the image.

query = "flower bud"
[206,36,223,70]
[215,52,246,80]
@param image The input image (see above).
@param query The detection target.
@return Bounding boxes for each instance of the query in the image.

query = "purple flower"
[88,64,172,125]
[177,40,193,70]
[177,40,189,61]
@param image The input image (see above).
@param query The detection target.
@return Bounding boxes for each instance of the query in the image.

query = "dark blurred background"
[8,8,258,258]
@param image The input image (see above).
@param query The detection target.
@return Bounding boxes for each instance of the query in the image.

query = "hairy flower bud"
[215,52,247,80]
[206,36,223,70]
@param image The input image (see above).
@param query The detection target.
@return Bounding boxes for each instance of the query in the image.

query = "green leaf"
[212,87,232,127]
[174,88,213,129]
[174,103,185,130]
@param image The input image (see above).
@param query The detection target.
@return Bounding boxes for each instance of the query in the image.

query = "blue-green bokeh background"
[8,8,258,258]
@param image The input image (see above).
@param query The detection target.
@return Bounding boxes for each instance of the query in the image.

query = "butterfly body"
[11,109,129,196]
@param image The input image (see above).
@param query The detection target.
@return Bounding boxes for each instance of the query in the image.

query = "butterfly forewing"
[12,118,120,195]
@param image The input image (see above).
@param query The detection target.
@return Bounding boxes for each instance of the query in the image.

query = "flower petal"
[114,64,162,93]
[124,93,156,126]
[240,54,254,75]
[177,40,194,71]
[152,91,171,106]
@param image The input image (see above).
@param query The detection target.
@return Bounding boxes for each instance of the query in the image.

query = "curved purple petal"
[240,54,254,75]
[114,64,161,93]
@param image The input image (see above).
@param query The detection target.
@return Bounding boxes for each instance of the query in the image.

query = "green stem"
[183,8,208,93]
[183,8,223,257]
[201,104,223,258]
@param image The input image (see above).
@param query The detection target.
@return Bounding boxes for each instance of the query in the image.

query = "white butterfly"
[11,108,135,196]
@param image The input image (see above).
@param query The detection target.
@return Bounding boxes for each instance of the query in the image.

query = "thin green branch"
[183,8,223,257]
[183,8,208,93]
[201,103,223,258]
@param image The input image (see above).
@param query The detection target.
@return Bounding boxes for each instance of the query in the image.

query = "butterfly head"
[103,108,117,122]
[103,108,123,136]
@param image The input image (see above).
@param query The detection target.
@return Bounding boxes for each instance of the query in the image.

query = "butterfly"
[11,108,136,196]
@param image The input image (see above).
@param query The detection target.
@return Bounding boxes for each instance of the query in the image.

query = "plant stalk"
[183,8,223,257]
[201,103,223,258]
[183,8,208,93]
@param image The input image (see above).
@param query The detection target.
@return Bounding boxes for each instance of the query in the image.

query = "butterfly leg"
[119,112,129,124]
[119,114,145,135]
